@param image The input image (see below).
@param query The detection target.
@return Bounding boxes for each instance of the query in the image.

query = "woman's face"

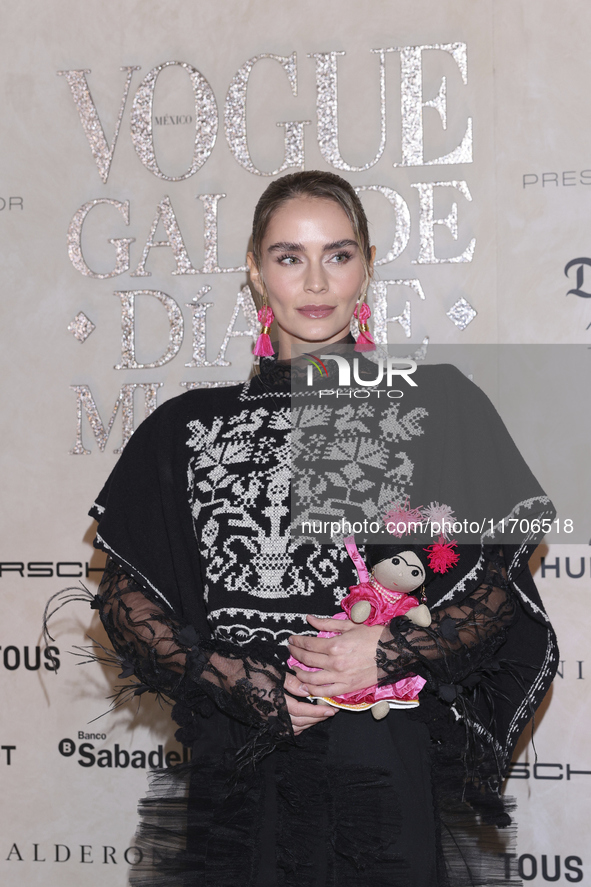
[247,196,375,359]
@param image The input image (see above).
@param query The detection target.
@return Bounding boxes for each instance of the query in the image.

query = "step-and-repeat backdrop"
[1,1,589,883]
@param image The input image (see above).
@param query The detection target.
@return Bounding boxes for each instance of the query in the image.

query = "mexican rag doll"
[287,538,451,718]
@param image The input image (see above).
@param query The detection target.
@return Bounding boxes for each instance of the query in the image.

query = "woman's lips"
[296,305,335,319]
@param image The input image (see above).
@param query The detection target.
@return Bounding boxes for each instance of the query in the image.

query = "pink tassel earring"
[354,298,376,352]
[254,304,275,357]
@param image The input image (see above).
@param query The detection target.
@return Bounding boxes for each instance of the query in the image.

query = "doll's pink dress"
[287,578,426,711]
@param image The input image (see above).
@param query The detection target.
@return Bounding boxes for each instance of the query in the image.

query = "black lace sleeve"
[376,549,518,694]
[96,556,293,762]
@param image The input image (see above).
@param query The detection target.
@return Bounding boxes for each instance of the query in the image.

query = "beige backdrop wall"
[1,1,589,883]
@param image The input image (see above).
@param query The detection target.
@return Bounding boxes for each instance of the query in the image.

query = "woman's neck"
[275,331,355,363]
[277,327,355,361]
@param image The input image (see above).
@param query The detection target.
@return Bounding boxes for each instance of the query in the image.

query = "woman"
[80,171,557,886]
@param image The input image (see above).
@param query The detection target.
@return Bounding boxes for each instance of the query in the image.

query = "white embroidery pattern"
[292,401,429,529]
[185,386,428,644]
[186,397,352,643]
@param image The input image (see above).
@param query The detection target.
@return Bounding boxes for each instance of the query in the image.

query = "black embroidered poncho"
[86,356,558,887]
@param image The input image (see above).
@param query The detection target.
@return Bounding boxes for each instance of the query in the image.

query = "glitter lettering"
[67,199,134,278]
[114,290,184,369]
[131,61,218,181]
[225,53,309,175]
[58,67,139,183]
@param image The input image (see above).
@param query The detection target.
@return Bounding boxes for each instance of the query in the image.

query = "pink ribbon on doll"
[343,535,370,584]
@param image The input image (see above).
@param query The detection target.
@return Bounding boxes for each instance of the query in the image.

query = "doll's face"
[373,551,426,593]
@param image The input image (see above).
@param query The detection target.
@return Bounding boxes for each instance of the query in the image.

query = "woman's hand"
[287,615,384,697]
[283,672,337,735]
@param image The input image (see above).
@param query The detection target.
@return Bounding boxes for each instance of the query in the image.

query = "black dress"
[84,353,558,886]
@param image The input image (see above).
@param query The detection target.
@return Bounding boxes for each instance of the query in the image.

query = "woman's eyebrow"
[323,239,358,251]
[267,241,304,253]
[267,239,358,253]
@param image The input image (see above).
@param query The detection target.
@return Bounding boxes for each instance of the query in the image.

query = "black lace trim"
[95,557,294,764]
[376,548,520,798]
[377,549,515,686]
[258,353,293,389]
[257,333,357,390]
